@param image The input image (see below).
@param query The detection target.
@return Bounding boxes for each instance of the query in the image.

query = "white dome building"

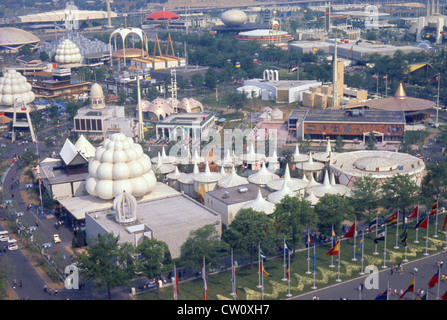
[329,150,425,187]
[266,163,307,195]
[307,170,349,198]
[217,165,248,189]
[292,145,309,164]
[298,152,325,181]
[0,69,35,106]
[85,133,156,200]
[177,97,204,113]
[54,39,82,64]
[89,83,106,110]
[248,161,279,186]
[221,9,248,26]
[140,97,174,120]
[267,180,296,204]
[193,161,221,195]
[166,166,185,191]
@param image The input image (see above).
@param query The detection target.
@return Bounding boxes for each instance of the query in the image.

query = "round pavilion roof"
[146,10,180,20]
[242,189,276,215]
[364,82,435,112]
[0,27,40,49]
[308,170,349,198]
[217,165,248,188]
[248,162,279,185]
[266,164,307,191]
[193,161,221,183]
[267,181,296,204]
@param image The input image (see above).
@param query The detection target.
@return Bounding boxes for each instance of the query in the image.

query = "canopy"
[242,189,276,214]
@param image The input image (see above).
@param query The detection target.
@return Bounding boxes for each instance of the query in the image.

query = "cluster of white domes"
[55,39,82,64]
[85,133,156,200]
[0,70,35,106]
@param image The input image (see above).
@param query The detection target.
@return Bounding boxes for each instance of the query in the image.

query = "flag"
[344,221,356,238]
[260,260,271,277]
[408,205,419,219]
[398,277,415,300]
[173,264,179,300]
[369,217,378,233]
[432,75,440,82]
[375,288,388,300]
[331,228,337,246]
[442,290,447,300]
[443,213,447,231]
[400,223,408,247]
[307,234,314,245]
[385,211,398,227]
[349,46,353,53]
[383,75,388,80]
[415,215,428,229]
[416,292,427,300]
[325,240,340,256]
[202,257,207,300]
[356,237,364,260]
[372,74,378,79]
[291,65,298,72]
[430,201,437,217]
[374,227,386,243]
[428,269,439,288]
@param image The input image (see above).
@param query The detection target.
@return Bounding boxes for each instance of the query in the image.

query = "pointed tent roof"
[74,134,96,159]
[313,139,339,163]
[305,190,319,206]
[217,165,248,188]
[309,170,348,198]
[166,166,185,180]
[60,138,88,166]
[193,161,221,183]
[240,142,266,163]
[266,163,307,191]
[301,151,325,172]
[151,146,178,164]
[177,161,199,185]
[216,148,242,167]
[154,152,176,174]
[242,189,276,215]
[247,161,280,186]
[292,144,308,163]
[267,180,296,204]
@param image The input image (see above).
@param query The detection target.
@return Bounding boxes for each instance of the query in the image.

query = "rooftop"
[205,183,271,206]
[289,109,406,124]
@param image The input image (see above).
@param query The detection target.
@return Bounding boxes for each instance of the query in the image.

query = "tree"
[335,135,345,152]
[223,92,247,114]
[137,238,171,279]
[273,195,317,257]
[380,174,421,223]
[204,68,217,90]
[222,209,275,269]
[17,150,39,170]
[180,224,228,268]
[366,130,376,150]
[314,194,355,236]
[74,234,134,300]
[348,175,382,220]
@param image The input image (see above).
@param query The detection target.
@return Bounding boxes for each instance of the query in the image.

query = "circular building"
[0,27,40,52]
[146,10,180,21]
[236,29,293,44]
[364,82,435,122]
[242,189,276,215]
[85,133,156,200]
[248,161,279,186]
[329,150,425,187]
[54,39,82,64]
[140,97,174,121]
[0,70,35,106]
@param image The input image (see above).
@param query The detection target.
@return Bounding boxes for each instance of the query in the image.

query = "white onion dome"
[89,83,105,109]
[242,189,276,215]
[55,39,82,64]
[85,133,156,200]
[0,70,35,106]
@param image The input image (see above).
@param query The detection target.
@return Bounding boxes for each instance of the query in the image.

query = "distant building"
[156,112,214,141]
[288,108,406,143]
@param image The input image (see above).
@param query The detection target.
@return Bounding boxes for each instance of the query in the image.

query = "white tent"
[217,165,248,188]
[248,162,279,186]
[266,163,307,193]
[267,180,296,204]
[242,189,276,215]
[74,134,96,159]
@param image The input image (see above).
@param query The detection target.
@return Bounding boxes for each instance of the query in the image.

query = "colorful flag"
[442,290,447,300]
[344,221,356,238]
[307,234,314,245]
[331,228,337,246]
[443,214,447,231]
[408,205,419,219]
[398,277,415,300]
[375,288,388,300]
[430,202,437,217]
[416,292,427,300]
[369,217,378,233]
[291,65,298,72]
[383,75,388,80]
[173,264,179,300]
[400,223,408,247]
[432,75,440,82]
[385,211,398,227]
[374,227,386,243]
[428,269,439,288]
[372,74,378,79]
[415,215,429,229]
[356,237,364,260]
[325,240,340,256]
[202,257,207,300]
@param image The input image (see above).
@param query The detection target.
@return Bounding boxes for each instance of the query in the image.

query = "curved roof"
[55,39,82,64]
[0,70,35,106]
[292,145,308,163]
[178,162,200,185]
[178,97,203,113]
[365,82,435,112]
[0,28,40,48]
[193,161,221,183]
[216,149,243,167]
[90,83,104,99]
[313,140,338,163]
[266,164,307,191]
[267,181,296,204]
[308,170,349,198]
[217,166,248,188]
[299,152,325,172]
[146,10,180,20]
[140,98,174,119]
[239,142,266,163]
[242,189,276,215]
[221,9,248,26]
[248,162,279,185]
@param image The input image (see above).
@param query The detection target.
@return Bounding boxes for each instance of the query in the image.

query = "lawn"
[137,215,447,300]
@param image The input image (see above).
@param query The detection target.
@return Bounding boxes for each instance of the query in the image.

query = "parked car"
[53,234,61,244]
[7,239,18,251]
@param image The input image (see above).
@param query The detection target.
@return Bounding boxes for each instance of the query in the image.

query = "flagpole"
[329,225,335,267]
[436,262,442,300]
[352,219,357,261]
[434,195,439,238]
[202,256,207,300]
[424,214,430,256]
[282,236,287,281]
[173,263,178,300]
[385,75,388,98]
[306,231,311,274]
[359,231,365,275]
[382,224,387,269]
[395,210,400,248]
[373,214,379,255]
[312,243,317,289]
[414,205,419,243]
[257,243,262,288]
[336,237,341,282]
[286,248,292,297]
[230,249,236,298]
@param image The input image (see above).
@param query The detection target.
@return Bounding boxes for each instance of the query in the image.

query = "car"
[0,230,8,242]
[7,239,18,251]
[53,234,61,243]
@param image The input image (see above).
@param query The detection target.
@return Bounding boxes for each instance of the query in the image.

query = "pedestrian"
[54,288,58,296]
[414,267,418,275]
[391,265,393,275]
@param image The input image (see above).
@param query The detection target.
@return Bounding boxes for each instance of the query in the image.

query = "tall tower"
[170,68,178,112]
[136,74,144,142]
[106,0,113,28]
[332,39,338,108]
[325,2,332,33]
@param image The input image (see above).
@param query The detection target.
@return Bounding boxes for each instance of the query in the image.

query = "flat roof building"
[156,113,215,141]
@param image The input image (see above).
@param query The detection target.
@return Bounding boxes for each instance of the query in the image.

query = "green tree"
[348,175,382,220]
[334,135,345,152]
[223,92,247,114]
[314,194,355,236]
[74,234,135,300]
[273,195,317,257]
[180,224,228,268]
[137,238,171,279]
[380,174,421,223]
[17,149,39,170]
[222,208,275,269]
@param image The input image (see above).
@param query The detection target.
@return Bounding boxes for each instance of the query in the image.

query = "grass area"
[137,215,447,300]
